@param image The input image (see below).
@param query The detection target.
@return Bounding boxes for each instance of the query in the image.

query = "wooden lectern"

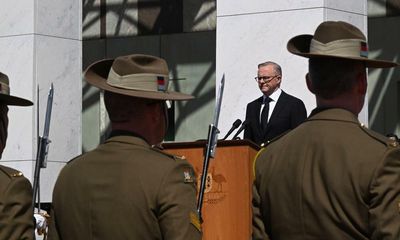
[163,140,260,240]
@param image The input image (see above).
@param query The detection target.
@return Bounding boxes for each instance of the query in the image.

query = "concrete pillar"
[217,1,369,136]
[0,0,82,202]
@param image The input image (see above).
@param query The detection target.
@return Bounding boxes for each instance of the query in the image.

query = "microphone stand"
[231,121,247,140]
[221,119,241,140]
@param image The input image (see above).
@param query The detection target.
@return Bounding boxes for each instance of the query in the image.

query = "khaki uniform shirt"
[48,135,201,240]
[253,108,400,240]
[0,165,34,240]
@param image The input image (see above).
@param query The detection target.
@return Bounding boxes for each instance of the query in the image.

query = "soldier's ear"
[305,73,315,94]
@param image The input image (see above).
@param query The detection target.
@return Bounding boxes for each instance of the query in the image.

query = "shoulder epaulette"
[150,146,187,161]
[255,129,293,178]
[260,129,291,148]
[253,146,268,180]
[359,123,399,148]
[0,165,24,178]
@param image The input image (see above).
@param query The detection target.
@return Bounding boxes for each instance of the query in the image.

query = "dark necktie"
[261,97,271,131]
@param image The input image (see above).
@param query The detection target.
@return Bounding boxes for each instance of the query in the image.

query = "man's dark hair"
[308,58,364,99]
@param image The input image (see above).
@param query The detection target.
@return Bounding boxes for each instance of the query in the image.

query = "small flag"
[360,42,368,57]
[157,76,166,91]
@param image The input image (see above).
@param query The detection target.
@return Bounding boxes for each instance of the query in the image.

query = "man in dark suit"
[244,61,306,146]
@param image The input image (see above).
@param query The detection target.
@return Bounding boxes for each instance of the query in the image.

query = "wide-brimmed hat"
[287,21,398,68]
[0,72,33,106]
[84,54,194,100]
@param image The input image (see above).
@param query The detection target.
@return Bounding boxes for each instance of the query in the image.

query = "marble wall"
[216,0,369,137]
[0,0,82,202]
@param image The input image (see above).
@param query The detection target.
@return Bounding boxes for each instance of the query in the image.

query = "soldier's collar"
[309,107,333,117]
[108,130,148,144]
[308,107,359,124]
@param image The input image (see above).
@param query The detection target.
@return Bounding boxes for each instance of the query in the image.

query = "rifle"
[32,83,54,210]
[197,74,225,220]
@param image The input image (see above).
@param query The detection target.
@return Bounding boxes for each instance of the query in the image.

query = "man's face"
[257,65,281,96]
[0,104,8,157]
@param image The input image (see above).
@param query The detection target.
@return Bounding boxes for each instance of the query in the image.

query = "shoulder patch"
[359,124,398,148]
[183,167,195,183]
[0,165,24,179]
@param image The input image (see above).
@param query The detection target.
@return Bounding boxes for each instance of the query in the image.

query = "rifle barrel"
[196,74,225,219]
[32,84,54,209]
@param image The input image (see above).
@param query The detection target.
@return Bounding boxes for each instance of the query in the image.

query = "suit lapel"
[263,91,288,138]
[254,97,263,130]
[252,97,264,139]
[269,91,288,122]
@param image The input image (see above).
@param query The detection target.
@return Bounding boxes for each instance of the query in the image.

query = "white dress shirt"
[259,88,282,123]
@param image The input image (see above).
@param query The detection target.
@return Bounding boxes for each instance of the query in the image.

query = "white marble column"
[0,0,82,202]
[217,0,368,136]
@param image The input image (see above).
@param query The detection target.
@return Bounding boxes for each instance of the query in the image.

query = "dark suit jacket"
[244,90,306,145]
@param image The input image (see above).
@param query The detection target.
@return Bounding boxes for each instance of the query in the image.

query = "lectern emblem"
[196,167,227,204]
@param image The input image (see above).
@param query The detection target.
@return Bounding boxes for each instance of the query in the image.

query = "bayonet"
[197,74,225,219]
[32,83,54,209]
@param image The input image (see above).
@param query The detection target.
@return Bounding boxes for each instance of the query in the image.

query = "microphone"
[232,120,248,140]
[222,119,242,140]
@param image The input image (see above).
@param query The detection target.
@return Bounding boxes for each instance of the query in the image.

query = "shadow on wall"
[83,0,216,38]
[81,0,217,152]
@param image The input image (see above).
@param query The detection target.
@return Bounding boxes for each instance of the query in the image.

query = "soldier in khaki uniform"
[48,54,202,240]
[252,21,400,239]
[0,72,34,240]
